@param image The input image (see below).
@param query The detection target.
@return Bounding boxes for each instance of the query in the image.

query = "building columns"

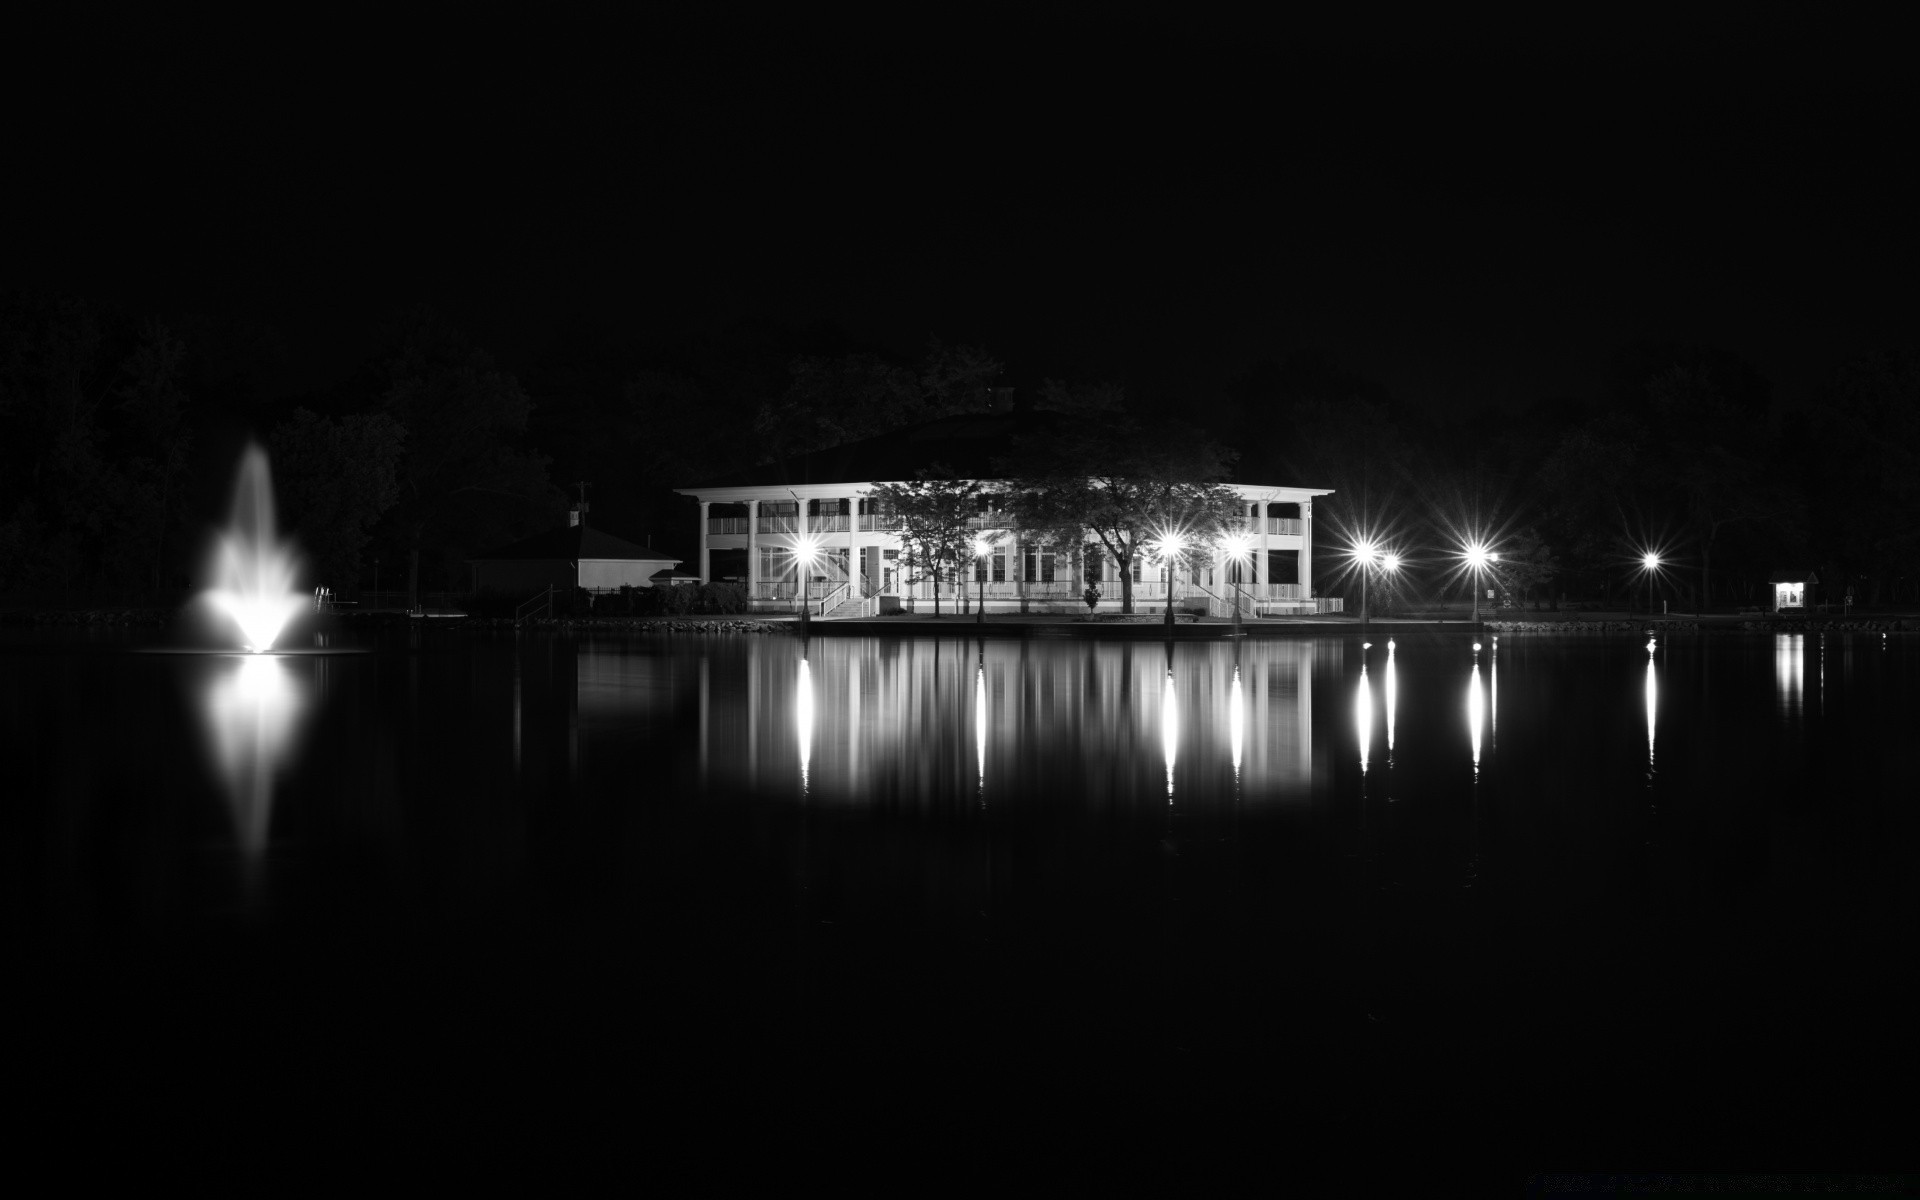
[1300,498,1314,606]
[698,501,711,583]
[747,499,759,602]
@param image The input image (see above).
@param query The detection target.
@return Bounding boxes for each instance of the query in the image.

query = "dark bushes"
[590,582,747,616]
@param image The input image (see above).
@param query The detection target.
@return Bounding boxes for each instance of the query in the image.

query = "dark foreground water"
[7,626,1914,1181]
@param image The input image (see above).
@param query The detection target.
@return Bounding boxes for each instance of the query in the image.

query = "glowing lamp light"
[1218,530,1254,561]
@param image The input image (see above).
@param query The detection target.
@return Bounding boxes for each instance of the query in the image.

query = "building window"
[759,546,795,583]
[1085,546,1104,583]
[992,553,1006,583]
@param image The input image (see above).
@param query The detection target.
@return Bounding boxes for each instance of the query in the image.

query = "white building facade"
[673,480,1338,617]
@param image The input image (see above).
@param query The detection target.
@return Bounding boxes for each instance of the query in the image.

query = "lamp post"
[974,535,991,625]
[1219,529,1254,636]
[1465,543,1499,626]
[1642,553,1660,617]
[1159,532,1185,633]
[795,535,821,631]
[1355,541,1379,628]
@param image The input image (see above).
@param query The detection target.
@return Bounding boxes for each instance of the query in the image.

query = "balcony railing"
[858,514,903,531]
[1264,518,1303,536]
[756,515,798,535]
[707,517,750,535]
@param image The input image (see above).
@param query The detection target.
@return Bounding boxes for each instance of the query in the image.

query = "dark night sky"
[12,11,1916,418]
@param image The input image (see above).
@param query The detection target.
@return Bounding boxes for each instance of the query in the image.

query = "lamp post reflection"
[975,641,986,802]
[1645,636,1658,777]
[1467,642,1485,773]
[1356,642,1374,774]
[797,652,815,796]
[1161,666,1179,802]
[1384,638,1397,764]
[1229,663,1245,781]
[1489,635,1498,745]
[201,653,306,898]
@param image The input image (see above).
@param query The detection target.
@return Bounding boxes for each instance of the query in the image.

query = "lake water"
[8,626,1913,1176]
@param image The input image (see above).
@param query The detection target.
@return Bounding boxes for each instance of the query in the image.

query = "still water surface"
[8,628,1913,1170]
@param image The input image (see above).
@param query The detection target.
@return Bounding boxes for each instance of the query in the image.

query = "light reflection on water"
[1646,643,1658,771]
[1776,634,1804,717]
[200,653,306,891]
[1384,640,1397,760]
[1467,653,1484,772]
[975,656,986,798]
[1229,664,1245,778]
[1160,669,1179,801]
[797,655,814,795]
[1355,649,1374,774]
[574,639,1319,808]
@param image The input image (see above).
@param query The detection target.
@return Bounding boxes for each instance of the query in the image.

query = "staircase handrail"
[515,585,555,624]
[812,581,850,616]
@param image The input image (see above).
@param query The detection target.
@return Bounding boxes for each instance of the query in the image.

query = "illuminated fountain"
[194,444,310,898]
[204,443,305,653]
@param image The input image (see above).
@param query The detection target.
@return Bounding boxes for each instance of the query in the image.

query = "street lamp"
[1218,529,1255,635]
[794,533,823,630]
[1353,541,1380,627]
[1353,541,1404,629]
[1464,542,1499,625]
[974,535,992,624]
[1641,552,1660,617]
[1156,530,1186,632]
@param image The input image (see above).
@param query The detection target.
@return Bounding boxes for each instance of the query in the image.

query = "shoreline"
[3,607,1910,639]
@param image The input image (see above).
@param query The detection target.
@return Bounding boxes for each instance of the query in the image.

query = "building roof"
[689,410,1067,489]
[1768,569,1819,584]
[469,524,682,564]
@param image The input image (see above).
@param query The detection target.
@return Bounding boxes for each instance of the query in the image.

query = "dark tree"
[1001,401,1240,614]
[371,309,563,590]
[869,466,981,617]
[268,408,405,589]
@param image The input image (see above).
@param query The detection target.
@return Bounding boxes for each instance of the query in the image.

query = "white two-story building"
[674,411,1338,617]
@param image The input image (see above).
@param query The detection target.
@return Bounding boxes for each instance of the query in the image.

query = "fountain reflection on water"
[203,654,306,890]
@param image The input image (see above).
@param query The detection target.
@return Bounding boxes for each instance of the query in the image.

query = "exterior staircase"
[824,597,870,619]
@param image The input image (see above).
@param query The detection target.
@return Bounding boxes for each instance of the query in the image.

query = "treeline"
[3,289,1914,607]
[1206,346,1918,608]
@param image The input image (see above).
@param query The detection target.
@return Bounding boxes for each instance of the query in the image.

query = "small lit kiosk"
[1768,569,1817,614]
